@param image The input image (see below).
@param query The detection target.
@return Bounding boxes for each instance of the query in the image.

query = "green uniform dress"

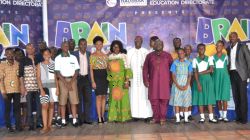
[192,56,216,105]
[107,54,133,122]
[211,54,230,101]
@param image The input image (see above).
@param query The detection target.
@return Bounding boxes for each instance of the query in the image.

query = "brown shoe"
[160,120,166,125]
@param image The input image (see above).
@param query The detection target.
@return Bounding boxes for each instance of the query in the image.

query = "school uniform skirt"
[192,74,216,106]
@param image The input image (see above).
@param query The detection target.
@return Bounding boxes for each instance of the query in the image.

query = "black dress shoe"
[61,123,67,128]
[69,118,73,125]
[240,121,248,124]
[29,126,35,131]
[199,118,205,123]
[84,121,93,125]
[8,127,15,133]
[133,118,139,122]
[188,115,193,121]
[180,115,184,121]
[16,127,23,132]
[102,117,107,124]
[144,118,151,123]
[36,124,43,129]
[209,119,218,123]
[72,122,78,127]
[175,121,181,125]
[56,118,62,127]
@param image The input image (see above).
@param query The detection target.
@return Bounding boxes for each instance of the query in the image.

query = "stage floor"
[0,119,250,140]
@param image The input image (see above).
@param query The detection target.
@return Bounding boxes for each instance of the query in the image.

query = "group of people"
[0,31,249,134]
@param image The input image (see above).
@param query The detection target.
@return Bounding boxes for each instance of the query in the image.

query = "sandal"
[160,120,166,125]
[149,119,157,124]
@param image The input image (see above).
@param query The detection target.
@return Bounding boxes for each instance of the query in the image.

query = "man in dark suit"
[72,38,93,125]
[227,32,250,124]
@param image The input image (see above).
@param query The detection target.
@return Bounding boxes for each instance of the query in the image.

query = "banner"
[47,0,250,54]
[0,0,43,50]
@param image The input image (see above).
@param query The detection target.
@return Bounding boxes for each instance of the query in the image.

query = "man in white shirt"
[227,32,250,124]
[55,41,80,127]
[127,36,153,121]
[72,38,93,125]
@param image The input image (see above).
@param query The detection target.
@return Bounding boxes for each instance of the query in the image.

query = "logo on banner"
[196,17,250,44]
[106,0,117,7]
[55,21,127,48]
[0,23,29,48]
[120,0,147,6]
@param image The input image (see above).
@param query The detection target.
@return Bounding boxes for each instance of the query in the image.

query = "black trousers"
[4,93,21,129]
[26,91,42,127]
[77,75,92,122]
[229,70,248,123]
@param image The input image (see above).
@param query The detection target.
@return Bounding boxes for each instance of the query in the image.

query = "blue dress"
[169,59,193,107]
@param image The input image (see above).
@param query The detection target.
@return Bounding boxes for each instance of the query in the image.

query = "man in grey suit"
[72,38,93,125]
[227,32,250,124]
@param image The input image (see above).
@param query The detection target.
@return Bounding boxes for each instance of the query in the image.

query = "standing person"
[69,39,76,53]
[67,38,76,124]
[184,45,193,120]
[14,48,27,128]
[210,40,230,122]
[169,48,192,123]
[37,48,58,133]
[127,36,153,121]
[90,36,109,124]
[227,32,250,124]
[0,48,24,132]
[36,41,48,63]
[143,39,173,125]
[49,46,58,61]
[72,38,93,125]
[171,38,184,119]
[171,37,182,60]
[149,36,159,52]
[107,40,132,122]
[192,43,217,123]
[21,43,43,130]
[48,46,59,126]
[55,41,80,127]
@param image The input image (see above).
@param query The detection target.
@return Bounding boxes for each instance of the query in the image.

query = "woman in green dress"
[107,40,132,122]
[211,40,230,122]
[192,43,217,123]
